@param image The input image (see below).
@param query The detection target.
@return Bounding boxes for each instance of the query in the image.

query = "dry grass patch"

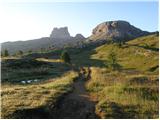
[86,67,158,119]
[1,71,78,118]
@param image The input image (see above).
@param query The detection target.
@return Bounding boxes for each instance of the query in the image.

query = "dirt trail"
[7,67,99,119]
[52,68,99,119]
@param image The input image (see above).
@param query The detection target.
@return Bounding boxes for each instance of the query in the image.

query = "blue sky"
[0,0,158,42]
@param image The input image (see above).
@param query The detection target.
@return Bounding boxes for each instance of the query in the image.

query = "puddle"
[21,79,39,84]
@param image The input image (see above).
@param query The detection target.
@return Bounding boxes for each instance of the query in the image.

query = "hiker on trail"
[79,67,86,79]
[87,67,91,80]
[82,67,86,75]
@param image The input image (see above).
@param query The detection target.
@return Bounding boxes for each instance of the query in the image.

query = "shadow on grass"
[97,101,140,119]
[21,46,106,68]
[8,107,51,119]
[22,49,62,59]
[1,58,72,83]
[70,45,106,68]
[21,43,111,69]
[129,44,159,52]
[8,101,140,119]
[98,100,158,119]
[148,65,159,72]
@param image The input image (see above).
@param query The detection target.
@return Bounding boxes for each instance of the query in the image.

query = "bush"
[60,51,71,64]
[107,50,120,70]
[2,49,9,57]
[17,50,23,56]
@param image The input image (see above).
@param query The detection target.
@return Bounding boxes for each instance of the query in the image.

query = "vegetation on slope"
[1,71,78,118]
[86,67,158,118]
[1,33,159,119]
[1,58,71,83]
[92,34,158,72]
[85,34,159,118]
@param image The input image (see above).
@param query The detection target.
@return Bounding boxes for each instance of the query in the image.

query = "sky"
[0,0,158,43]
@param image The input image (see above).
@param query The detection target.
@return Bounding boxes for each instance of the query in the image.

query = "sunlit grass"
[91,34,158,72]
[1,34,159,119]
[1,71,78,118]
[86,67,158,118]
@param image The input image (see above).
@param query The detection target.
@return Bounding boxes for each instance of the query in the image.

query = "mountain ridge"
[1,20,154,54]
[88,20,149,41]
[1,27,86,54]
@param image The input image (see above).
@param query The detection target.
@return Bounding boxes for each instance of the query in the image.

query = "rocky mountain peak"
[50,27,71,39]
[89,20,149,41]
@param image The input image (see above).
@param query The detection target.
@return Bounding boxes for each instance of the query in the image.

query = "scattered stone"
[27,80,32,83]
[34,79,38,82]
[21,81,26,84]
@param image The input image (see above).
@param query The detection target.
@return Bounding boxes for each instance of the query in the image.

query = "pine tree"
[3,49,9,57]
[28,50,32,54]
[60,51,71,64]
[17,50,23,56]
[108,50,119,70]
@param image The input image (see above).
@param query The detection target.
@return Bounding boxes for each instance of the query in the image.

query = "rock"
[50,27,71,39]
[49,28,86,48]
[75,34,85,40]
[89,20,149,41]
[34,79,38,82]
[27,80,32,83]
[21,81,26,84]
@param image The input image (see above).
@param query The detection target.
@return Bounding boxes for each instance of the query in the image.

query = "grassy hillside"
[86,67,158,118]
[1,71,78,118]
[84,34,159,118]
[1,34,159,118]
[1,58,71,83]
[91,34,158,72]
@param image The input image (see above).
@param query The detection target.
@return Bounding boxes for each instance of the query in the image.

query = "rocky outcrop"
[89,20,149,41]
[49,27,86,48]
[1,21,152,54]
[50,27,71,39]
[75,34,85,40]
[50,27,85,40]
[1,27,86,54]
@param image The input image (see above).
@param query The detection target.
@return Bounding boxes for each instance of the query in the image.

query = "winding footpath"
[52,68,99,119]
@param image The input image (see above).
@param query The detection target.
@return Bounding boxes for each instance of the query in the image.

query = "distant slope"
[85,34,159,119]
[1,37,85,55]
[1,27,86,55]
[91,34,158,72]
[1,37,51,54]
[2,20,153,55]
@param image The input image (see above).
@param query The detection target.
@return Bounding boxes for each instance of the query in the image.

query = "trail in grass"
[52,68,99,119]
